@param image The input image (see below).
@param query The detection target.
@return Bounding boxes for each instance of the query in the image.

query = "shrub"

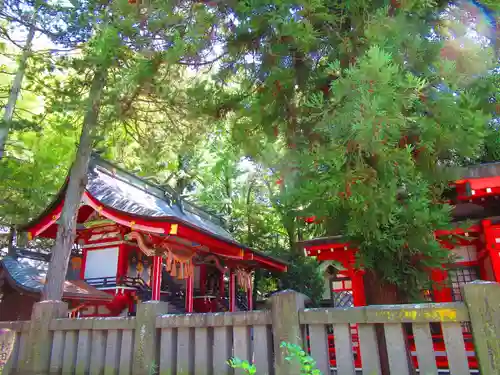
[228,341,322,375]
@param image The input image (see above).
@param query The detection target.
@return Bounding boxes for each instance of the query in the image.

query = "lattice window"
[331,275,354,308]
[448,266,479,302]
[332,290,354,308]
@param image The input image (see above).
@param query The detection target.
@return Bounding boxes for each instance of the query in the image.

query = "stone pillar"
[270,290,308,375]
[463,281,500,375]
[21,301,68,374]
[0,329,16,373]
[132,300,168,375]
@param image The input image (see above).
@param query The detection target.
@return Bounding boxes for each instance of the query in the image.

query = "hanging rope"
[235,268,253,291]
[126,231,195,280]
[163,244,195,280]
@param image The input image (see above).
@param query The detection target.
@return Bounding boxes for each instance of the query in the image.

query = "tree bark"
[42,68,108,301]
[7,226,15,257]
[364,269,414,375]
[246,178,256,245]
[0,22,36,159]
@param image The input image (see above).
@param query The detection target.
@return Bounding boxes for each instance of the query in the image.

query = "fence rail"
[300,304,472,375]
[0,282,498,375]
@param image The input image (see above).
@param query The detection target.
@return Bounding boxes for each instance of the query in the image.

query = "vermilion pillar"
[151,256,162,301]
[350,270,366,306]
[116,244,128,284]
[229,269,236,312]
[186,275,194,313]
[431,268,453,302]
[483,220,500,282]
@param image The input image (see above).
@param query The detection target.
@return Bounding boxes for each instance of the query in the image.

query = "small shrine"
[8,153,287,318]
[299,161,500,371]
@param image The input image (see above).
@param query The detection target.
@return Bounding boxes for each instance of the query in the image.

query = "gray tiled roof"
[0,256,47,293]
[0,256,113,300]
[88,156,235,242]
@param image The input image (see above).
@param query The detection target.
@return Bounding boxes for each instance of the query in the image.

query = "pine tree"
[40,0,221,301]
[196,0,497,303]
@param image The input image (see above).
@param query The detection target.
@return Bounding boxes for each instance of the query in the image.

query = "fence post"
[270,290,308,375]
[132,300,169,375]
[20,301,68,374]
[463,281,500,375]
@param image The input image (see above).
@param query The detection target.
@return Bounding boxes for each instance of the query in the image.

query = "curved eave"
[0,259,113,302]
[85,192,288,272]
[0,261,40,297]
[18,178,69,235]
[298,236,353,255]
[21,190,287,273]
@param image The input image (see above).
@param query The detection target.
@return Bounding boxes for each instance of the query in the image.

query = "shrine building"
[299,161,500,372]
[1,153,287,319]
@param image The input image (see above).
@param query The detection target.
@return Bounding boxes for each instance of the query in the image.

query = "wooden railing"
[0,281,498,375]
[301,302,471,375]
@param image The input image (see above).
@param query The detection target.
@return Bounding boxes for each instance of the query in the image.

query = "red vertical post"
[229,268,236,312]
[116,244,128,284]
[431,268,453,302]
[185,275,194,313]
[483,220,500,281]
[351,270,366,306]
[151,256,162,301]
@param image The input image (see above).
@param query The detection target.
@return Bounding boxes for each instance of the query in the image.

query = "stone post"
[270,290,308,375]
[21,301,68,374]
[0,329,16,373]
[132,300,168,375]
[463,281,500,375]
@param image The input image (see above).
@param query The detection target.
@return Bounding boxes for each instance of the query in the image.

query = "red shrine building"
[4,154,286,319]
[299,161,500,372]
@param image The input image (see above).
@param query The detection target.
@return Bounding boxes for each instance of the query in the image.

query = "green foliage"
[228,342,322,375]
[272,251,325,306]
[281,342,322,375]
[0,0,496,302]
[193,136,324,301]
[148,361,159,375]
[227,357,257,375]
[0,124,76,225]
[195,0,497,299]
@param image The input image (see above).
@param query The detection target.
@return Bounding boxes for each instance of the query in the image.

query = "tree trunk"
[364,269,401,305]
[246,179,255,245]
[7,226,15,257]
[42,68,107,301]
[0,23,36,159]
[364,270,414,375]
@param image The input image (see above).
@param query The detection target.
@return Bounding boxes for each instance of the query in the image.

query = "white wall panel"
[84,247,119,279]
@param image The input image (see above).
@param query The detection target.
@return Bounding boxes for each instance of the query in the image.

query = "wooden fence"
[0,281,498,375]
